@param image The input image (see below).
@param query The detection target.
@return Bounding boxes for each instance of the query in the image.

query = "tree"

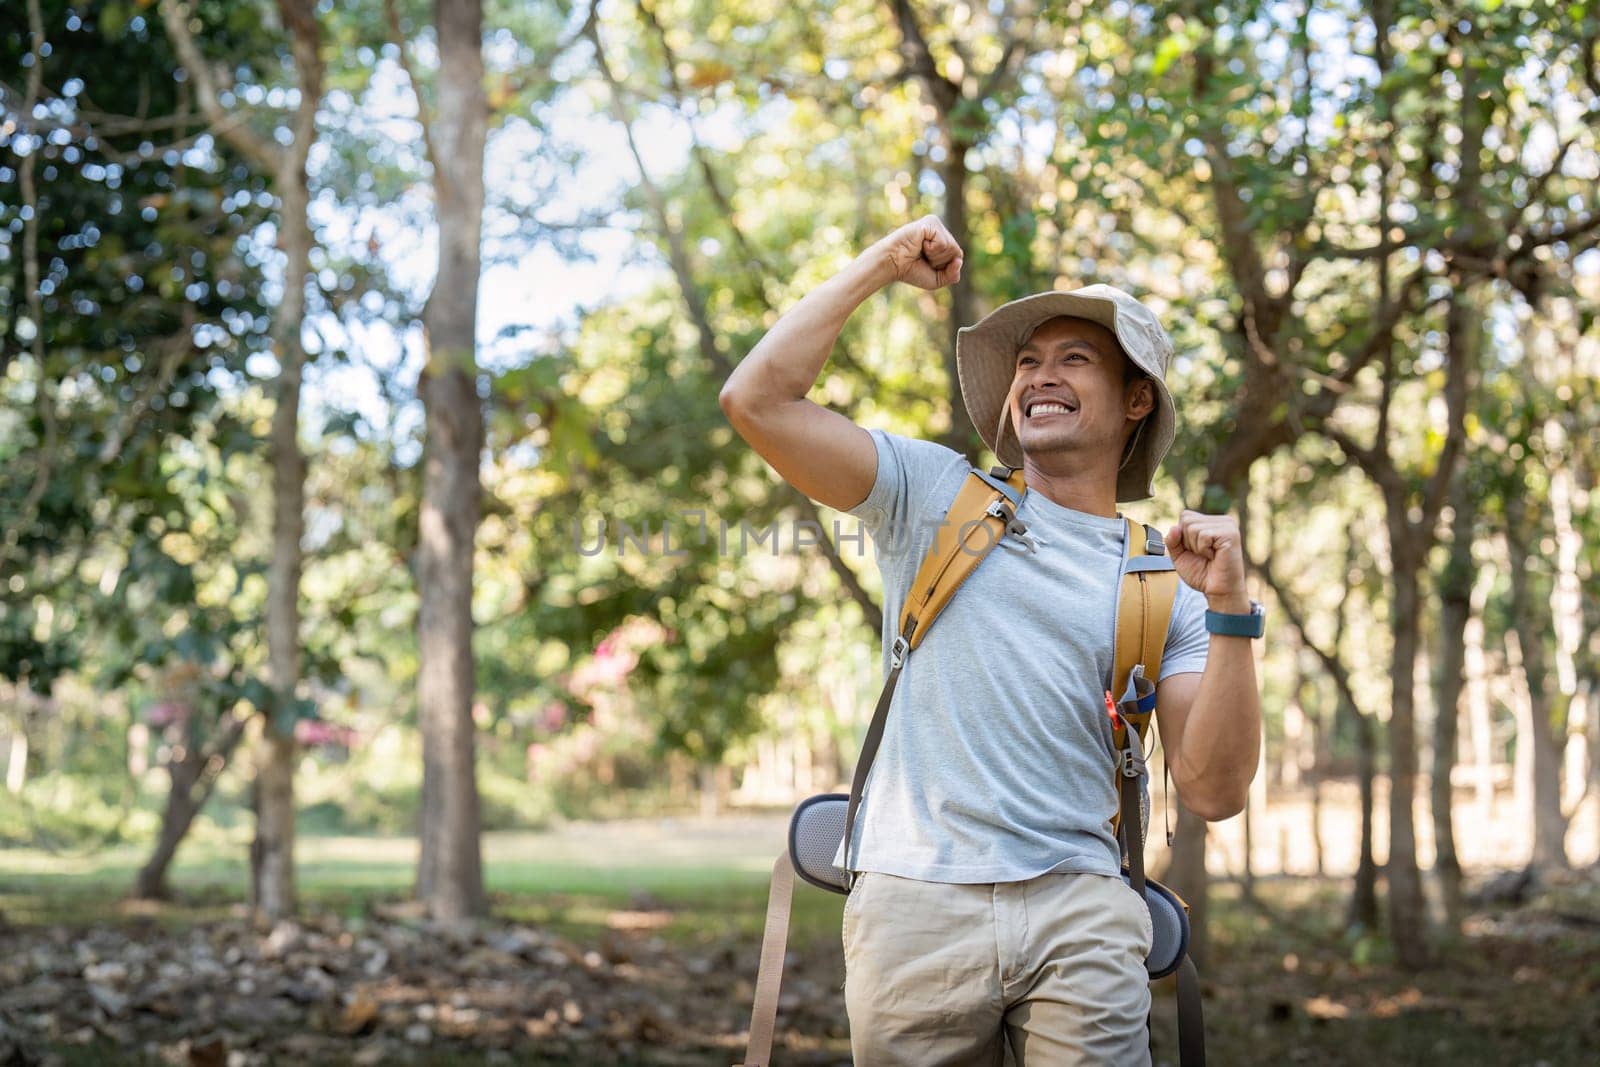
[392,0,490,920]
[1432,425,1477,929]
[1,0,286,887]
[159,0,326,922]
[887,0,1035,455]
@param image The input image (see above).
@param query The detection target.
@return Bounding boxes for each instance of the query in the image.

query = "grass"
[0,815,845,947]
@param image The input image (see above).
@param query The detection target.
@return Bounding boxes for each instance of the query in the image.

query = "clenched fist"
[1164,509,1249,611]
[876,215,964,291]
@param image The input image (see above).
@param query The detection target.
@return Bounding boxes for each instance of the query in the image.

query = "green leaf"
[1152,33,1187,77]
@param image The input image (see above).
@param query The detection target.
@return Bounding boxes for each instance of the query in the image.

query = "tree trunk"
[1504,515,1570,870]
[1547,439,1589,820]
[157,0,324,926]
[1303,668,1327,878]
[1242,789,1254,897]
[135,716,248,899]
[887,0,986,458]
[1385,532,1430,968]
[414,0,488,921]
[1570,679,1595,820]
[139,753,205,900]
[1465,558,1496,829]
[938,147,980,457]
[1431,469,1472,930]
[1310,770,1325,879]
[4,727,26,795]
[1347,692,1380,929]
[1163,805,1209,966]
[253,0,321,920]
[252,727,297,918]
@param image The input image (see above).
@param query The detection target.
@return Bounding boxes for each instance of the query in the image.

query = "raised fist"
[876,215,964,291]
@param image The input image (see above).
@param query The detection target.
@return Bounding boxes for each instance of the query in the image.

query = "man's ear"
[1125,378,1155,421]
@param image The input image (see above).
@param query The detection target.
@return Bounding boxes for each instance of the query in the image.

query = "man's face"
[1005,315,1152,463]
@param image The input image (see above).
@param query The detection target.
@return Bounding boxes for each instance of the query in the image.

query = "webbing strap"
[738,851,795,1067]
[1125,554,1176,574]
[1121,773,1145,896]
[1176,955,1207,1066]
[970,467,1024,508]
[840,627,912,879]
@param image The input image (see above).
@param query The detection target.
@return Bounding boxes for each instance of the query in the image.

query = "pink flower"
[540,701,569,732]
[144,701,190,728]
[294,719,356,749]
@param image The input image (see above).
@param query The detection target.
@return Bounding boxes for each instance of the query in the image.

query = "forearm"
[1172,601,1262,820]
[720,245,896,410]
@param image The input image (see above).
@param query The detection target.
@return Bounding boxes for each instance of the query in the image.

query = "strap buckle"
[987,501,1043,554]
[889,634,910,670]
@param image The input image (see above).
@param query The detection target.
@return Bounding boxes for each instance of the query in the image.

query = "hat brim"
[955,291,1176,503]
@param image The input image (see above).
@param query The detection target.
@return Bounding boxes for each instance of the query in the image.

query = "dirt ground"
[2,794,1598,1066]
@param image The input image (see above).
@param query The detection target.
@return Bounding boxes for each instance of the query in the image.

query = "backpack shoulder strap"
[1113,519,1179,747]
[898,465,1029,651]
[1111,517,1180,895]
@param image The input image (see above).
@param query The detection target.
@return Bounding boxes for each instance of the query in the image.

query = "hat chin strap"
[994,405,1014,465]
[1119,418,1147,472]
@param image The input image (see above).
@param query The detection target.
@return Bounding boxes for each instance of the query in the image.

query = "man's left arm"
[1151,510,1262,821]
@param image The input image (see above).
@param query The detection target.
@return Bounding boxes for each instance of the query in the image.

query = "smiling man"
[720,215,1263,1065]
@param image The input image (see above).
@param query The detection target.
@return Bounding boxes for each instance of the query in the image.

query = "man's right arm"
[718,216,964,512]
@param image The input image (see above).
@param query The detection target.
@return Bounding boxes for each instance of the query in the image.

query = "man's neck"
[1019,454,1119,518]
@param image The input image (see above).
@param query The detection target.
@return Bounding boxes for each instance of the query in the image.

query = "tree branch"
[18,0,54,525]
[889,0,961,117]
[1323,426,1402,501]
[98,322,194,464]
[587,14,730,381]
[1528,208,1600,249]
[976,2,1035,103]
[1419,287,1473,531]
[594,8,883,633]
[491,0,598,98]
[628,0,912,406]
[279,0,323,174]
[1256,550,1360,714]
[1513,132,1579,237]
[1191,33,1278,344]
[157,0,279,171]
[1326,269,1421,388]
[382,0,442,179]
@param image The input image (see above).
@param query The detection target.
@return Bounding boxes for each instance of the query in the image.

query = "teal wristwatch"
[1204,599,1265,638]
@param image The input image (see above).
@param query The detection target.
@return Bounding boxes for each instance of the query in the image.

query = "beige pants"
[842,870,1153,1066]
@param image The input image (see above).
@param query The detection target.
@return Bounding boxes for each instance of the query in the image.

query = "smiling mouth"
[1024,400,1077,420]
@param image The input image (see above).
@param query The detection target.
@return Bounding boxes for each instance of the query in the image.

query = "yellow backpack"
[737,465,1206,1067]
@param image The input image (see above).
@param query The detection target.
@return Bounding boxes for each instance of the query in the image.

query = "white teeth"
[1028,402,1072,417]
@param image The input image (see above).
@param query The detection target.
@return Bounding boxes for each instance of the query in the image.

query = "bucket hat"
[955,285,1177,502]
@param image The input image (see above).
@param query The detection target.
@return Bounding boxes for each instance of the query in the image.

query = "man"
[719,215,1262,1065]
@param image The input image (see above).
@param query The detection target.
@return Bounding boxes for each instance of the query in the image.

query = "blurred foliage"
[0,0,275,706]
[0,2,1595,899]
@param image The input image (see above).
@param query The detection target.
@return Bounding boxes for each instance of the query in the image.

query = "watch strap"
[1204,600,1264,638]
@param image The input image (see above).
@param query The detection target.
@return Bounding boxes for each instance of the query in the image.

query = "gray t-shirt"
[834,429,1210,883]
